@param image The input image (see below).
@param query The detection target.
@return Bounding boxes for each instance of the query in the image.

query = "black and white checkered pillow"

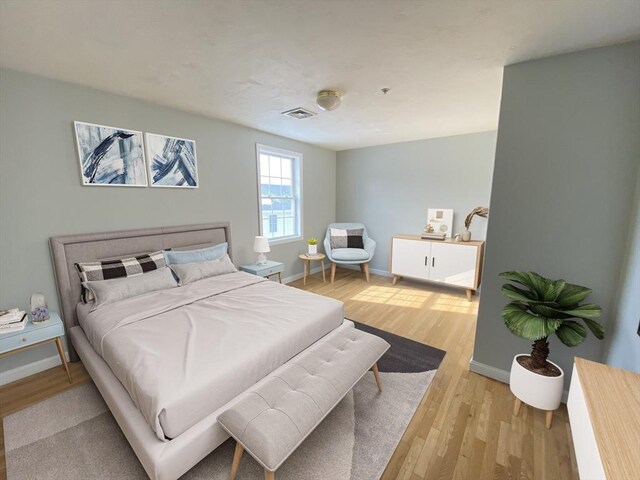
[75,251,166,303]
[330,228,365,249]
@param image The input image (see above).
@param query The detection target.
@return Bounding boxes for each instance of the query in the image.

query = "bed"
[50,222,348,480]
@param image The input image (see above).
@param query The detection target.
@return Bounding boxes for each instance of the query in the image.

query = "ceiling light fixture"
[316,90,342,111]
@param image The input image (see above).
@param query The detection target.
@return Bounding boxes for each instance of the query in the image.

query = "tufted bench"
[218,325,390,480]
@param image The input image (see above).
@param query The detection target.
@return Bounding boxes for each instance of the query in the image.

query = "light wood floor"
[0,268,578,480]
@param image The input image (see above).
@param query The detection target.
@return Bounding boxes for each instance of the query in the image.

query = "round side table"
[298,253,326,285]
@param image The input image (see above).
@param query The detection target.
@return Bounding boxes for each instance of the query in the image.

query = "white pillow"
[169,254,237,286]
[83,267,177,310]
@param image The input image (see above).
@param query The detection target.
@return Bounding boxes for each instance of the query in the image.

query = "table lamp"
[254,236,270,265]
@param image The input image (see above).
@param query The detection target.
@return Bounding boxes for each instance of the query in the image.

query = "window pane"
[281,178,293,197]
[281,199,293,216]
[259,155,269,176]
[269,177,281,196]
[261,198,272,219]
[284,217,295,236]
[281,158,292,179]
[268,213,280,236]
[260,176,270,196]
[269,156,281,177]
[262,218,271,238]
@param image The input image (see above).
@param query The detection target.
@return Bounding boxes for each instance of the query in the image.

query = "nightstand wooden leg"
[466,289,473,302]
[303,260,308,285]
[321,261,326,282]
[277,272,282,284]
[264,470,275,480]
[55,337,72,384]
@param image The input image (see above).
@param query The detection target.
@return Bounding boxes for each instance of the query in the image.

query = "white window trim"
[255,143,303,245]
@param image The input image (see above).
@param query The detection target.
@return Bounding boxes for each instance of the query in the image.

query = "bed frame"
[49,223,240,480]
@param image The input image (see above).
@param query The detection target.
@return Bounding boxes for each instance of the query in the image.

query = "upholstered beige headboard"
[50,222,232,361]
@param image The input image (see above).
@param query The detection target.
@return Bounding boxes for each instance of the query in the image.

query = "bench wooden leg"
[265,470,275,480]
[330,262,336,283]
[230,442,244,480]
[372,363,383,392]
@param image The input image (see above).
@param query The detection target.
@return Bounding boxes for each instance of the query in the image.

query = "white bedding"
[78,271,344,440]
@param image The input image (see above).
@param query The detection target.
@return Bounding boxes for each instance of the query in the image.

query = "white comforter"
[79,272,344,440]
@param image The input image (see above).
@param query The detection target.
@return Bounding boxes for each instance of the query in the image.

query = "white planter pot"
[308,244,317,255]
[509,354,564,411]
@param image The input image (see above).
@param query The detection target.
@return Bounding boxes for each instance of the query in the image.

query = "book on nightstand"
[0,309,28,333]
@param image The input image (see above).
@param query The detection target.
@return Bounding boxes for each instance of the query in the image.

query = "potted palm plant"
[500,271,604,428]
[307,237,318,256]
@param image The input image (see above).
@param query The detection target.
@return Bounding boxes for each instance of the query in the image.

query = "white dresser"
[567,357,640,480]
[390,235,484,300]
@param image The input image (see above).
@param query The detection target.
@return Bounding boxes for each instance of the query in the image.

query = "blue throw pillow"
[163,242,228,265]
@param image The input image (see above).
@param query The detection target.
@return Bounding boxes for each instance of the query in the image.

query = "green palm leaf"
[555,283,592,307]
[555,321,587,347]
[502,303,562,340]
[529,303,572,319]
[581,318,605,339]
[562,303,603,320]
[501,283,537,302]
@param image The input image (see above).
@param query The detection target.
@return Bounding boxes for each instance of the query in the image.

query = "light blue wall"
[473,42,640,384]
[0,69,336,374]
[336,132,497,272]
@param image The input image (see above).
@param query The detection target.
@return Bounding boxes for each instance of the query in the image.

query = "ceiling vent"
[281,107,316,119]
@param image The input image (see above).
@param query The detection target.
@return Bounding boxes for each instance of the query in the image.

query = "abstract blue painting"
[74,121,147,186]
[145,133,198,188]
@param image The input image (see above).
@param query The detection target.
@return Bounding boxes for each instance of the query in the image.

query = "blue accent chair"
[324,223,376,283]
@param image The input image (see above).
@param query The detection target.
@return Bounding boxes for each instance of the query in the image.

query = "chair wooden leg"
[330,262,336,283]
[363,263,370,282]
[372,363,383,392]
[514,397,522,416]
[546,410,553,429]
[466,289,473,302]
[230,442,244,480]
[265,470,275,480]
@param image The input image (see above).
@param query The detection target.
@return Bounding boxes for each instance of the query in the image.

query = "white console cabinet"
[390,235,484,300]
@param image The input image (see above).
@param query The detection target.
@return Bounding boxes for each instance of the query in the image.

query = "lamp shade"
[253,236,270,253]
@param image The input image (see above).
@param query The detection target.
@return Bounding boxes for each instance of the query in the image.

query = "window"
[256,144,302,243]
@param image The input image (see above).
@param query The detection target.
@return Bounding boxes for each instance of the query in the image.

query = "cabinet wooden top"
[393,234,484,247]
[575,357,640,480]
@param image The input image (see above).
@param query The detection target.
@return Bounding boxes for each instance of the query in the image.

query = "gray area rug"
[5,324,445,479]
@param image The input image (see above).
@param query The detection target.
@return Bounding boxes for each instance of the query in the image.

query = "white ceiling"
[1,0,639,151]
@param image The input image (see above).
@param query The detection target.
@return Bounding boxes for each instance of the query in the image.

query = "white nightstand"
[0,311,72,383]
[239,261,284,283]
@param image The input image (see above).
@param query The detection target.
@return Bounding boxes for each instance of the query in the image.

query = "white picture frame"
[145,133,199,188]
[74,121,147,187]
[426,208,454,238]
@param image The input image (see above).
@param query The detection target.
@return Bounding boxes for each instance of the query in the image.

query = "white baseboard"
[469,358,569,403]
[468,358,511,383]
[337,263,392,278]
[282,264,326,284]
[0,350,70,386]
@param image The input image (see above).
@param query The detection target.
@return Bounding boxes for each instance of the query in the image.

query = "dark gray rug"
[4,324,445,480]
